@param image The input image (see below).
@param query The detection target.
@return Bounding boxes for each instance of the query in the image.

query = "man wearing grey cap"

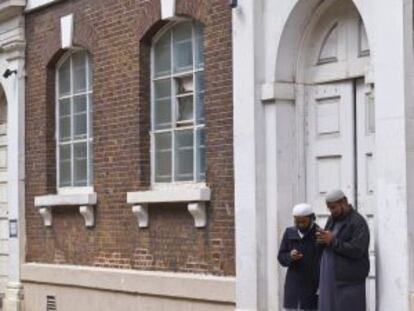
[316,189,370,311]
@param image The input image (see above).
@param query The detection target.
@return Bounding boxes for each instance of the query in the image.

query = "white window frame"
[150,21,206,186]
[55,49,93,193]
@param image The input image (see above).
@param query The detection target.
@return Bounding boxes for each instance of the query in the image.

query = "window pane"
[155,99,171,130]
[155,132,172,182]
[195,23,204,69]
[88,57,93,89]
[177,96,193,123]
[155,79,171,99]
[59,98,71,117]
[88,94,93,136]
[173,23,193,73]
[74,113,87,139]
[88,142,93,185]
[155,32,171,77]
[196,128,206,182]
[175,75,194,95]
[195,72,204,92]
[74,142,87,186]
[175,130,194,181]
[59,116,71,142]
[73,52,87,94]
[154,79,171,129]
[74,95,87,113]
[195,72,204,124]
[60,144,71,161]
[59,58,71,97]
[59,145,71,187]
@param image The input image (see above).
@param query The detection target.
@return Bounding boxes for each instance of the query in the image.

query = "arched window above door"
[318,23,338,64]
[359,19,370,57]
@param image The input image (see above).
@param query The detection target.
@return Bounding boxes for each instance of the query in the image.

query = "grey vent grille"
[46,295,57,311]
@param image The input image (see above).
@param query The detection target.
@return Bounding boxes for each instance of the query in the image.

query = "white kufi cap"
[325,189,346,203]
[292,203,314,217]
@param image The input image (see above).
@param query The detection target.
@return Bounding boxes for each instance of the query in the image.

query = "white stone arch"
[274,0,374,84]
[269,0,375,241]
[268,1,376,310]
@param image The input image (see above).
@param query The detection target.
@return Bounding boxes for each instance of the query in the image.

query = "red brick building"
[22,0,235,309]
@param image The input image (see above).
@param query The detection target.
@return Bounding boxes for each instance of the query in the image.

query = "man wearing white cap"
[278,203,322,311]
[316,189,370,311]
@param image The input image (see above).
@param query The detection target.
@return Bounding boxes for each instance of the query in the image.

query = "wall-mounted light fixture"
[229,0,238,9]
[3,69,17,79]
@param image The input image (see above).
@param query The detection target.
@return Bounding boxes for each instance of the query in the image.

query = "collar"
[297,222,315,238]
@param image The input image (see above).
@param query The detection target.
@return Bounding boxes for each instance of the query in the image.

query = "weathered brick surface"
[25,0,234,276]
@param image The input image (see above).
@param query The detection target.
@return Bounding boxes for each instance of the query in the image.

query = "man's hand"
[290,249,303,261]
[316,230,333,245]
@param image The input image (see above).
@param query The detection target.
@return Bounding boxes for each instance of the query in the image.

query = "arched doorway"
[276,0,376,309]
[0,86,8,299]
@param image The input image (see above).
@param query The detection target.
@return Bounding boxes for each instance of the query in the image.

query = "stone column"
[233,0,269,310]
[2,25,26,311]
[371,1,411,310]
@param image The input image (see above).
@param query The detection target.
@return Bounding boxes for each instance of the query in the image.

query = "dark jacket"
[278,224,322,309]
[325,206,370,284]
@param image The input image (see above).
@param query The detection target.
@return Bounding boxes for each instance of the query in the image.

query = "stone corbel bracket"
[79,206,95,228]
[188,202,207,228]
[39,207,52,227]
[132,205,149,228]
[35,193,97,228]
[127,185,211,228]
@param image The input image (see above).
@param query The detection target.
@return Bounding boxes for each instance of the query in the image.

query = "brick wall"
[25,0,234,276]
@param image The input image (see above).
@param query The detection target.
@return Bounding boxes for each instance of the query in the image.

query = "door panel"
[305,81,355,227]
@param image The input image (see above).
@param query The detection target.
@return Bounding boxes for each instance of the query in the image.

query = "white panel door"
[306,80,376,311]
[305,81,355,228]
[356,79,376,311]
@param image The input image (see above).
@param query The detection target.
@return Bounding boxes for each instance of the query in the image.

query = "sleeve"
[331,217,370,259]
[277,229,293,267]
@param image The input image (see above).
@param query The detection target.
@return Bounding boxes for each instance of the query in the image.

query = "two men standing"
[278,189,370,311]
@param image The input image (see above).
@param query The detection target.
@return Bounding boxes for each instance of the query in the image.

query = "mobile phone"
[296,244,305,254]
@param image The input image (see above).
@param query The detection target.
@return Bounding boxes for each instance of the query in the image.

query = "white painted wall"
[403,0,414,300]
[369,2,410,310]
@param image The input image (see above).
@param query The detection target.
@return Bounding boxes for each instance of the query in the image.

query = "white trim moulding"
[21,263,236,303]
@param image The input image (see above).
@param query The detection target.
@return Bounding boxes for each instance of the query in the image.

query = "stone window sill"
[127,184,211,228]
[34,191,97,228]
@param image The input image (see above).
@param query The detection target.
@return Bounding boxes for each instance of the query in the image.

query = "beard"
[298,221,314,233]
